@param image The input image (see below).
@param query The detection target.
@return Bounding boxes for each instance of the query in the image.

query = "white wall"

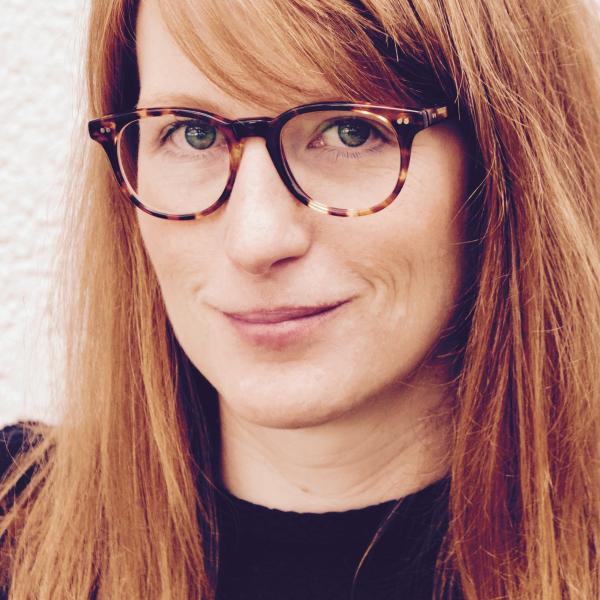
[0,0,84,427]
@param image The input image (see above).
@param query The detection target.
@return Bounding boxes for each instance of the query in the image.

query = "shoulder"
[0,421,43,468]
[0,421,46,500]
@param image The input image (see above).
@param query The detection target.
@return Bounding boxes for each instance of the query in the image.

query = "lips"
[221,301,347,349]
[224,303,344,324]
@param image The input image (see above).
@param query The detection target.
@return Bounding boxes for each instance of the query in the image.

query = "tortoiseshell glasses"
[88,101,452,220]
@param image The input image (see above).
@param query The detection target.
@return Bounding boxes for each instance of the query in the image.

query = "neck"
[218,367,453,513]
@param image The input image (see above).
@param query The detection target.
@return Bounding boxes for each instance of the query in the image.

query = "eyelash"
[307,120,391,155]
[160,121,207,145]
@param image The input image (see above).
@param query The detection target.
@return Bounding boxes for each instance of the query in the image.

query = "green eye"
[337,120,371,147]
[184,124,217,149]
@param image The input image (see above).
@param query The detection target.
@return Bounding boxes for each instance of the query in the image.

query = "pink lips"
[222,302,347,348]
[224,304,342,324]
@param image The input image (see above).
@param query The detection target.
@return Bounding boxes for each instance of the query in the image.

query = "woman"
[1,0,599,598]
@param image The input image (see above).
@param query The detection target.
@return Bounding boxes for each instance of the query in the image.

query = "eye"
[331,119,372,147]
[306,116,391,152]
[160,120,221,153]
[183,124,217,150]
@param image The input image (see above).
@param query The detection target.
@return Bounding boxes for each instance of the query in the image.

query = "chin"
[216,378,361,430]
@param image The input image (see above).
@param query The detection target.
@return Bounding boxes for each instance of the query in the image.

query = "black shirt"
[1,423,455,600]
[216,476,451,600]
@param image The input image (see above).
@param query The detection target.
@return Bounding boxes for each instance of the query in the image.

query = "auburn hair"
[1,0,599,598]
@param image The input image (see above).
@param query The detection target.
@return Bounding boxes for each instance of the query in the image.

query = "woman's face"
[135,0,470,429]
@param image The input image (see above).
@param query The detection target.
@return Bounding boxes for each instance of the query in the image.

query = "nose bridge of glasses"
[228,116,304,206]
[230,118,272,142]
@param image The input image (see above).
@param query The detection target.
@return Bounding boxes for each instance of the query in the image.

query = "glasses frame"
[88,101,453,220]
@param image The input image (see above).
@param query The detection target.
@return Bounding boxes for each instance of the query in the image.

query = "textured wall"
[0,0,83,426]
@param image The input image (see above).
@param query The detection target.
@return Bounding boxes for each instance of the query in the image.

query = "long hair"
[1,0,599,598]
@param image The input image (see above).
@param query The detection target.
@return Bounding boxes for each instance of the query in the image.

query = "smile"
[222,302,347,348]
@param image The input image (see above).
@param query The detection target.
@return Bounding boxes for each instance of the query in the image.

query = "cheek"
[350,133,468,339]
[402,192,466,330]
[352,221,464,343]
[136,213,215,308]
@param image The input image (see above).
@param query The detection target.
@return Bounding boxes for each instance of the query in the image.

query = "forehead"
[136,0,339,117]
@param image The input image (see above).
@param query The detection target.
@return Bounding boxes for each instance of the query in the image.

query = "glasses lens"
[118,115,230,215]
[281,110,401,210]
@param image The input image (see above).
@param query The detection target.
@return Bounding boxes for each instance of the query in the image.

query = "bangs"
[156,0,451,109]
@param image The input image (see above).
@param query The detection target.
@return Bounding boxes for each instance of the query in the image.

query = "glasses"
[88,101,453,220]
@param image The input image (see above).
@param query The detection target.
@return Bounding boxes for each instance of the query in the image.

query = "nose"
[223,138,312,276]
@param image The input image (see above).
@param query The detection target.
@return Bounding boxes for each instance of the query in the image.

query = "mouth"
[221,301,349,349]
[223,302,345,324]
